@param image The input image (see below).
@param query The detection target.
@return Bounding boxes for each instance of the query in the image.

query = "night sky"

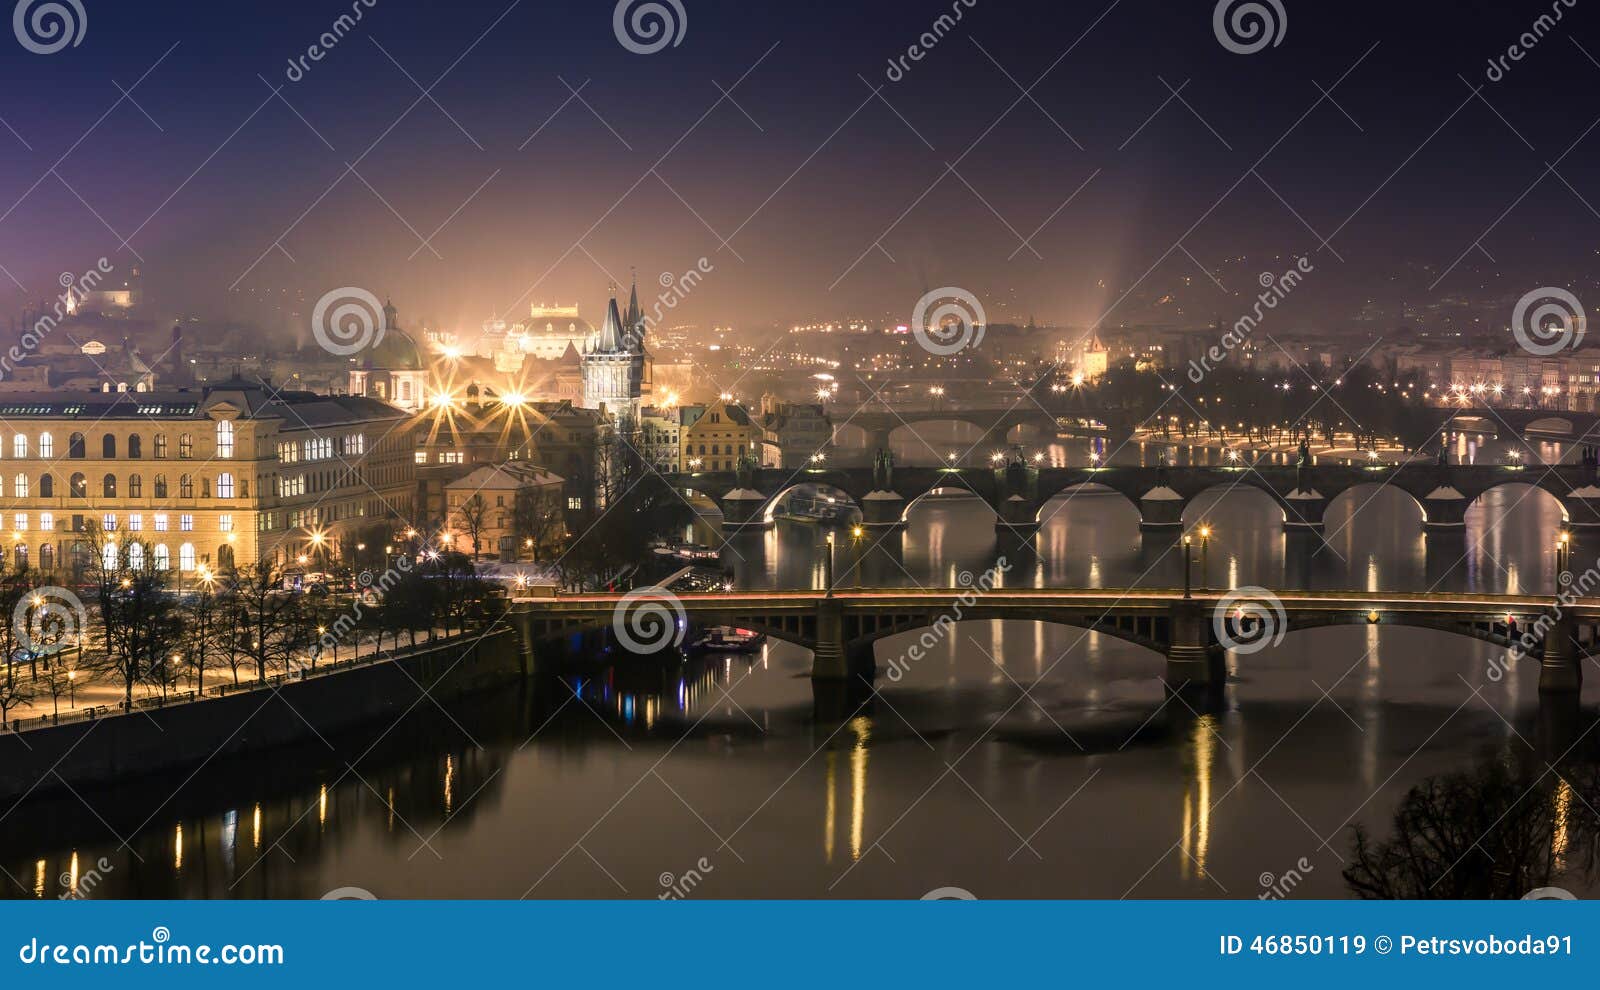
[0,0,1596,332]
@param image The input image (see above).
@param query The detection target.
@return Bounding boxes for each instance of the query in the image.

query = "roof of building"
[444,462,565,492]
[0,381,408,425]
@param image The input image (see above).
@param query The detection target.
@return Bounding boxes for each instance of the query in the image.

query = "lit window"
[216,419,234,459]
[414,452,427,464]
[39,512,52,532]
[154,513,168,532]
[128,543,144,570]
[38,433,52,458]
[102,513,116,531]
[179,543,195,571]
[12,473,25,498]
[128,513,142,532]
[218,514,233,533]
[180,514,193,532]
[154,544,169,570]
[11,435,24,458]
[567,497,582,510]
[103,543,118,572]
[217,472,234,498]
[12,513,25,531]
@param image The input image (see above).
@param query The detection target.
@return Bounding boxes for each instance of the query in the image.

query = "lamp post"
[1182,534,1193,599]
[823,531,835,597]
[1197,524,1211,590]
[1557,531,1572,593]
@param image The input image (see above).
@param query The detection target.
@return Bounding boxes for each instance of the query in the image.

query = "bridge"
[512,588,1592,693]
[666,462,1600,533]
[834,402,1133,452]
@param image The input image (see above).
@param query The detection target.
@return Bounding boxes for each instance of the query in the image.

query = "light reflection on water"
[3,424,1598,900]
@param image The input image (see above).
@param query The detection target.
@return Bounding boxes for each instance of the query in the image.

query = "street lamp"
[1557,531,1572,591]
[822,531,836,597]
[1197,525,1212,590]
[1182,534,1193,599]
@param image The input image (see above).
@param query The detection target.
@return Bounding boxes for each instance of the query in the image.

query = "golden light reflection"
[69,851,79,894]
[1553,778,1573,872]
[444,755,455,814]
[319,785,328,829]
[174,824,184,871]
[849,716,871,861]
[34,859,45,899]
[1179,715,1216,879]
[823,751,838,864]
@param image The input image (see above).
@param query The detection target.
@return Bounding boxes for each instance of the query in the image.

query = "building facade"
[0,382,416,579]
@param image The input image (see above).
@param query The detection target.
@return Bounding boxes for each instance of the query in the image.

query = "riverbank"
[0,629,521,802]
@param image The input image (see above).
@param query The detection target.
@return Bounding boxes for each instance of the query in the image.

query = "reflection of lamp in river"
[823,751,838,864]
[849,716,870,861]
[1179,715,1216,881]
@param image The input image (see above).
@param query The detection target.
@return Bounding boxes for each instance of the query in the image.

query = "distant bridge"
[512,587,1591,693]
[663,463,1600,533]
[834,402,1133,452]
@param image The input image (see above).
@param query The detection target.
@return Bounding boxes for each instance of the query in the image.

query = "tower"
[580,278,647,427]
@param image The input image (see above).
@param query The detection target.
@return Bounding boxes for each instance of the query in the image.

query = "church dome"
[361,327,423,370]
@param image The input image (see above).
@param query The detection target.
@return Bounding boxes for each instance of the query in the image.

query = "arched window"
[154,475,167,498]
[68,433,85,459]
[217,544,235,570]
[102,542,118,572]
[128,474,142,498]
[217,472,234,498]
[12,544,25,572]
[179,475,193,499]
[128,543,144,570]
[12,473,25,498]
[102,435,116,459]
[38,544,53,572]
[179,543,196,571]
[153,544,169,571]
[216,420,234,459]
[11,435,24,458]
[128,435,142,459]
[178,434,193,459]
[39,474,52,498]
[154,435,167,459]
[69,473,86,498]
[38,433,52,458]
[102,474,116,498]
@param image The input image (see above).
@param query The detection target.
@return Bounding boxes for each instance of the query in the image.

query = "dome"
[361,327,423,370]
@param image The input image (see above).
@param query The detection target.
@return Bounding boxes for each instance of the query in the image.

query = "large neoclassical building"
[0,380,416,578]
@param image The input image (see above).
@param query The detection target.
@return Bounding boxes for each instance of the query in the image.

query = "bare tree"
[232,556,307,682]
[87,525,184,708]
[455,494,490,561]
[0,670,33,727]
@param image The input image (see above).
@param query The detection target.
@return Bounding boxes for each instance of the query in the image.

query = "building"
[680,397,762,472]
[639,406,682,473]
[580,280,651,423]
[413,392,601,526]
[347,300,431,412]
[0,380,416,579]
[444,462,566,560]
[759,395,831,468]
[514,304,593,360]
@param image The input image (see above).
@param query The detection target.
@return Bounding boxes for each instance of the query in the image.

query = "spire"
[597,292,625,352]
[625,267,642,337]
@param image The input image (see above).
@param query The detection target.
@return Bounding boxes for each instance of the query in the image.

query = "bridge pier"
[1421,488,1468,533]
[1538,613,1583,694]
[720,488,772,532]
[1562,489,1600,529]
[860,490,907,530]
[1138,487,1185,531]
[811,599,875,681]
[1165,600,1224,688]
[994,495,1041,534]
[1283,489,1328,533]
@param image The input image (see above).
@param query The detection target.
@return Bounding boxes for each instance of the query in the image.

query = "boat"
[650,543,722,563]
[687,626,767,654]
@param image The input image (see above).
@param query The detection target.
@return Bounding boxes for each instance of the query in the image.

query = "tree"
[455,494,490,561]
[41,664,72,719]
[0,669,33,727]
[232,556,307,682]
[555,435,693,590]
[88,525,185,708]
[512,485,565,562]
[1344,756,1600,898]
[182,573,224,694]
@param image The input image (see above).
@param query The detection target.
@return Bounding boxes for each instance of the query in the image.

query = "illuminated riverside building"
[0,381,415,577]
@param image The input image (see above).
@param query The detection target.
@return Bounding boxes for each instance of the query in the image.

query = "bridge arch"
[1525,416,1575,436]
[845,609,1172,661]
[1036,483,1141,525]
[761,482,863,525]
[1324,482,1428,527]
[899,484,995,524]
[1182,482,1288,526]
[1465,480,1570,525]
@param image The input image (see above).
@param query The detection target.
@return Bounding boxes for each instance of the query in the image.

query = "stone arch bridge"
[663,463,1600,533]
[512,588,1593,693]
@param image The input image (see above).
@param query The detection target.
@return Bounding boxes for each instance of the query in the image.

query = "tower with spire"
[580,273,649,426]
